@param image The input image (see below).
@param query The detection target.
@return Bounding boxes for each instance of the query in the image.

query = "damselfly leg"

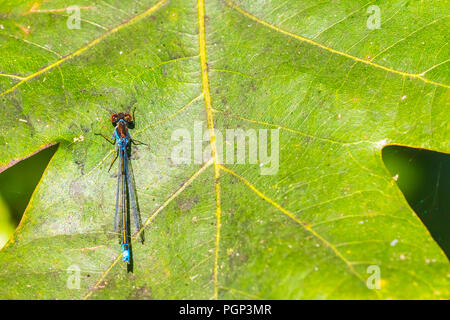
[132,139,149,147]
[95,133,114,145]
[108,148,119,172]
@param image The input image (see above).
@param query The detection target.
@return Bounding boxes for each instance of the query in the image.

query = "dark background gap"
[0,144,58,230]
[0,144,448,259]
[382,145,450,259]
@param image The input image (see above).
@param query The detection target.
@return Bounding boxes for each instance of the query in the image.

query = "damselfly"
[96,110,146,264]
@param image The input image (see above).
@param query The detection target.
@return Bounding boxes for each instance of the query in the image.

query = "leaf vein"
[224,0,449,89]
[0,0,168,97]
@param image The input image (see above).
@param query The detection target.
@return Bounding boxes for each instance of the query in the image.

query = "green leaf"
[0,0,448,299]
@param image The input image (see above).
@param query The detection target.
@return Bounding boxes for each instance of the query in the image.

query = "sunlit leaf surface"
[0,0,448,299]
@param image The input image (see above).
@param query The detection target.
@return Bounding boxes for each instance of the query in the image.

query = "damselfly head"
[110,112,133,127]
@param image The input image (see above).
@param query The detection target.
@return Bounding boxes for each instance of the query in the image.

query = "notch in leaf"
[382,145,450,259]
[0,144,59,249]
